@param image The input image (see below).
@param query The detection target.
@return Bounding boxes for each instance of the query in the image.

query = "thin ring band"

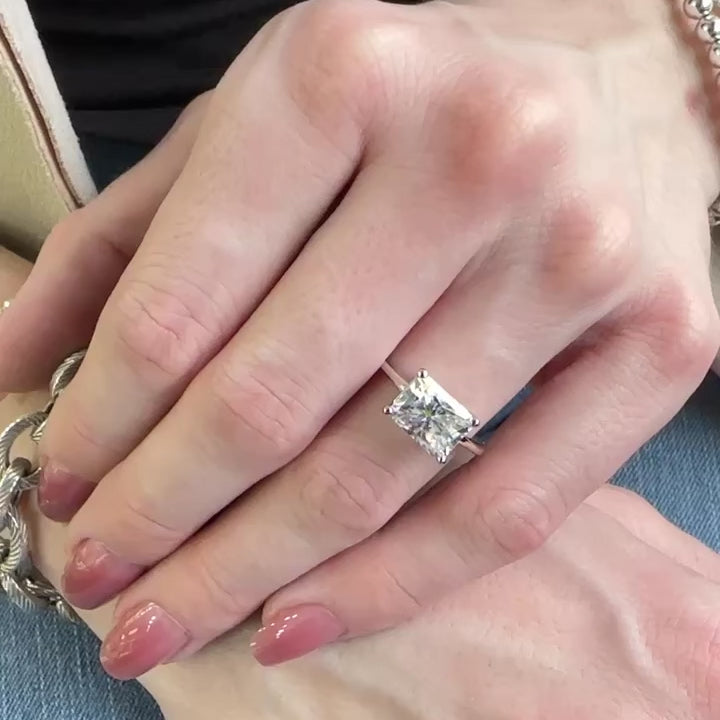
[381,362,485,460]
[381,362,409,390]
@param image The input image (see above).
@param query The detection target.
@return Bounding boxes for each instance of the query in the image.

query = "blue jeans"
[2,373,720,719]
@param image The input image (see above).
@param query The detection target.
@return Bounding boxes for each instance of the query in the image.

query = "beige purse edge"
[0,1,96,257]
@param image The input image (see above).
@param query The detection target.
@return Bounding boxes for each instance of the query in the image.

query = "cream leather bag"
[0,0,95,259]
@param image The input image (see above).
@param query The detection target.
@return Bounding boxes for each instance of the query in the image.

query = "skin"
[40,489,720,720]
[1,0,720,677]
[0,343,715,716]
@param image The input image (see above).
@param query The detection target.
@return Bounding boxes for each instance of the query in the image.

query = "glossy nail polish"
[37,459,95,522]
[62,539,143,609]
[101,603,190,680]
[250,604,345,666]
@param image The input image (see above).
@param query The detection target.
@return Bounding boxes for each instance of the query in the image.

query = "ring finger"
[59,148,504,605]
[68,238,611,677]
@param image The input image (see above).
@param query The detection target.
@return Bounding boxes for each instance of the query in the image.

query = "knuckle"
[58,404,125,460]
[638,277,720,382]
[206,357,318,460]
[541,194,638,304]
[193,554,249,623]
[431,70,567,197]
[46,208,133,265]
[479,485,562,559]
[284,0,415,133]
[298,444,403,541]
[113,258,227,379]
[43,391,125,475]
[118,491,185,562]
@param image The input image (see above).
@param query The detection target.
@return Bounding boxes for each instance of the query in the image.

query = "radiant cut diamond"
[385,370,478,463]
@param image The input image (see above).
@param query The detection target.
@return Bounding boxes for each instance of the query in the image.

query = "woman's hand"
[2,243,718,720]
[164,487,720,720]
[2,0,720,677]
[23,455,720,720]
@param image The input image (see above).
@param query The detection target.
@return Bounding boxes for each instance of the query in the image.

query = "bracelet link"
[685,0,715,19]
[681,0,720,224]
[698,15,720,41]
[0,349,85,621]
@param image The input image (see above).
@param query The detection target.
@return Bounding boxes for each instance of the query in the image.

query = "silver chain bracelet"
[683,0,720,225]
[0,350,85,621]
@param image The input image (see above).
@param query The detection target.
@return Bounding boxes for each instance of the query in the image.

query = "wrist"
[670,0,720,200]
[449,0,720,204]
[607,0,720,200]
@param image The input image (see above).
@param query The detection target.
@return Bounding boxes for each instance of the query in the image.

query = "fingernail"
[62,538,144,609]
[101,602,190,680]
[38,459,95,522]
[250,604,346,666]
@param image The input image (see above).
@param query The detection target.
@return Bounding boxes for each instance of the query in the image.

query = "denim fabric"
[0,374,718,719]
[610,372,720,546]
[0,603,162,720]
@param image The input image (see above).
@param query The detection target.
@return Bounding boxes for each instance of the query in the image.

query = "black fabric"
[26,0,302,148]
[27,0,419,154]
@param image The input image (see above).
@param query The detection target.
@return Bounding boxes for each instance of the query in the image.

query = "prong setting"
[384,370,479,463]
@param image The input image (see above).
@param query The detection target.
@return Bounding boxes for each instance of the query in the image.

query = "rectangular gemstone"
[386,373,476,463]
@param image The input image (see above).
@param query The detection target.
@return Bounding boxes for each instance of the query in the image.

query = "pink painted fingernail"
[101,602,190,680]
[38,459,95,522]
[62,539,144,609]
[250,605,346,666]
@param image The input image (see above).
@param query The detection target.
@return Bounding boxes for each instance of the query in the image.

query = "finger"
[0,94,207,394]
[58,150,494,606]
[62,93,566,604]
[38,18,369,520]
[58,27,572,589]
[39,0,568,522]
[247,296,718,662]
[60,180,614,632]
[72,208,620,674]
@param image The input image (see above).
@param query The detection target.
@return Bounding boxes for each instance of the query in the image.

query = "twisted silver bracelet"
[0,350,84,621]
